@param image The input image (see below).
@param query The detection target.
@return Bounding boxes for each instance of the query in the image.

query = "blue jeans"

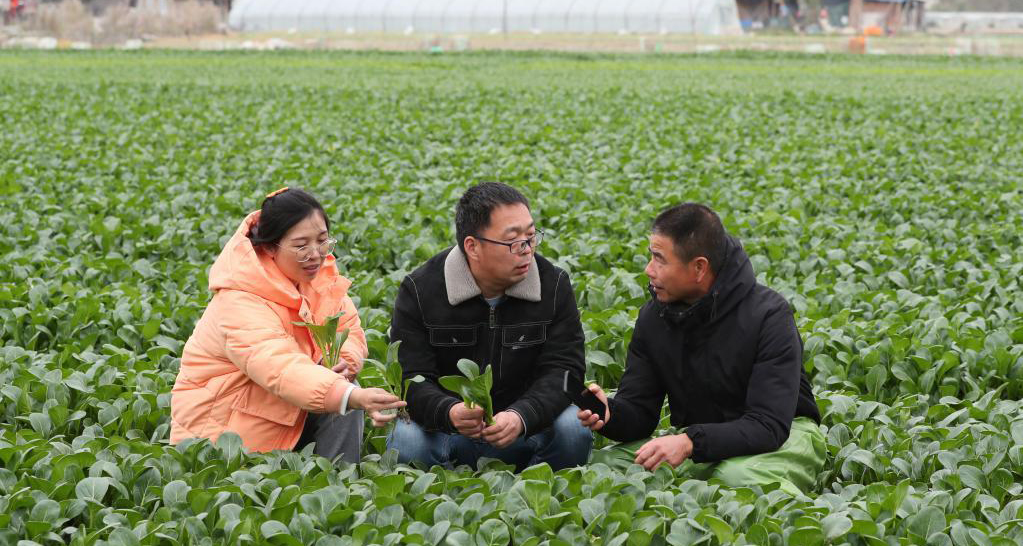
[386,405,592,472]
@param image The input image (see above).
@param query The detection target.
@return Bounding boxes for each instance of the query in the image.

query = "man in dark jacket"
[387,183,591,471]
[578,203,825,494]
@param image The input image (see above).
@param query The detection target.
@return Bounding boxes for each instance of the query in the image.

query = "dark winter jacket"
[599,236,821,463]
[391,246,586,435]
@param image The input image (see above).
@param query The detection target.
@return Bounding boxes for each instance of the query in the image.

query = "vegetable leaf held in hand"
[363,340,424,421]
[293,311,349,370]
[439,359,495,425]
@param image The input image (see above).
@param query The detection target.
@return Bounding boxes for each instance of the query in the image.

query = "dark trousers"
[294,409,364,464]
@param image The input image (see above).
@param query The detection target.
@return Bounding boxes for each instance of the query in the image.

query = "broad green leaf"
[28,412,52,436]
[520,464,553,483]
[518,479,551,516]
[787,527,825,546]
[216,431,245,461]
[578,498,604,525]
[887,271,909,289]
[906,506,946,538]
[386,340,401,366]
[439,376,468,393]
[667,518,709,545]
[75,477,109,504]
[456,359,480,380]
[959,465,986,490]
[443,530,473,546]
[106,527,141,546]
[865,365,887,397]
[475,519,509,546]
[163,480,190,507]
[30,499,60,523]
[261,520,291,538]
[822,513,853,541]
[374,474,405,498]
[700,515,734,543]
[427,521,451,545]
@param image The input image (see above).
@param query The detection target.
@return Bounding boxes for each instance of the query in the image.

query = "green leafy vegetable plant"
[5,50,1023,545]
[292,311,349,369]
[439,359,495,426]
[363,340,424,420]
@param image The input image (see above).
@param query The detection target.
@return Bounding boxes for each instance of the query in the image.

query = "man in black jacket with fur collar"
[387,183,591,471]
[578,203,825,494]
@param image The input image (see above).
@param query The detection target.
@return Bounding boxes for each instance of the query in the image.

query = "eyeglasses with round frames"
[276,238,336,263]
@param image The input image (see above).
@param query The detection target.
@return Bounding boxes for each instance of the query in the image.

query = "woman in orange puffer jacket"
[170,188,404,462]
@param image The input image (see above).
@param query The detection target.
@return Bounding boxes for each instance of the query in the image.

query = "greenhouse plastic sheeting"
[227,0,742,35]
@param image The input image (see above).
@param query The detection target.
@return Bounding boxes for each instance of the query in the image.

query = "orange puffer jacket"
[170,211,367,452]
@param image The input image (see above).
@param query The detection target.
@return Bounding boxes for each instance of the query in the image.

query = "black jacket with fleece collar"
[599,236,821,462]
[391,246,585,435]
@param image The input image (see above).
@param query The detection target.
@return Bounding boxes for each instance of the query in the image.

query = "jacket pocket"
[429,326,477,347]
[502,323,547,350]
[230,384,302,426]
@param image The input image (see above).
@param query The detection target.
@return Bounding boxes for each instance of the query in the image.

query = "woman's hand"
[348,387,405,413]
[369,410,399,428]
[349,388,405,428]
[332,359,362,382]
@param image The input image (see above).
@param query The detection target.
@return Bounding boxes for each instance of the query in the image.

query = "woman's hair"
[248,188,330,249]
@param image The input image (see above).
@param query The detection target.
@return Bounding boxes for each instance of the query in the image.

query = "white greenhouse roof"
[228,0,742,35]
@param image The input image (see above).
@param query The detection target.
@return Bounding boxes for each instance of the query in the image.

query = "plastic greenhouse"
[227,0,742,35]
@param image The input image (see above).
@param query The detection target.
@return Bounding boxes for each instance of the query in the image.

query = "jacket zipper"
[489,305,500,380]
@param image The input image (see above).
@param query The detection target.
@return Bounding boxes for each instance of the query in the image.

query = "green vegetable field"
[1,50,1023,545]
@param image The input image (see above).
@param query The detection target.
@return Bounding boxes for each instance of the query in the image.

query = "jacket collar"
[443,246,541,306]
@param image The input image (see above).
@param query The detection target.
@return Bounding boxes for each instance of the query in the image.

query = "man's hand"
[634,433,694,471]
[449,402,485,438]
[576,384,611,431]
[481,411,524,448]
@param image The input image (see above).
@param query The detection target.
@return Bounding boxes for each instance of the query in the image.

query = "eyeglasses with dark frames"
[474,230,544,254]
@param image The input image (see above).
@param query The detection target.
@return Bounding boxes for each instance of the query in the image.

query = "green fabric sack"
[591,417,827,495]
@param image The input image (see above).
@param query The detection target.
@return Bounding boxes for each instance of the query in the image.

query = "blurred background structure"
[224,0,1021,35]
[2,0,1023,52]
[227,0,744,36]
